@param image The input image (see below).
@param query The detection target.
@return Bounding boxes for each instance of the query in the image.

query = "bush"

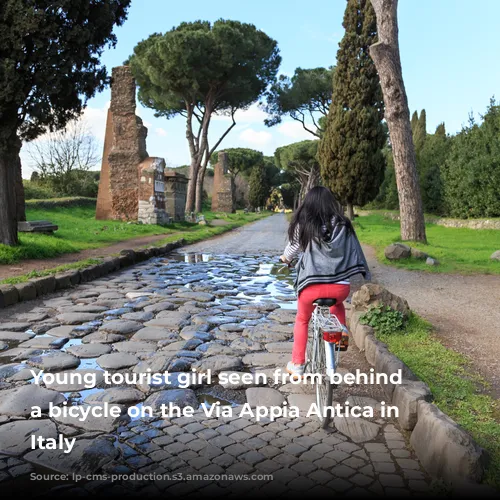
[23,180,57,200]
[25,197,97,209]
[359,305,405,335]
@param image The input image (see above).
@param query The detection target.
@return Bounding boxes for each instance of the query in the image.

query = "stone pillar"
[96,66,148,220]
[138,157,169,225]
[211,151,235,213]
[165,171,188,221]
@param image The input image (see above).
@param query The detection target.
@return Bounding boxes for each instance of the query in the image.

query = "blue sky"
[21,0,500,175]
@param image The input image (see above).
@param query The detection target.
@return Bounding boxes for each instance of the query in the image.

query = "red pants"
[292,283,351,364]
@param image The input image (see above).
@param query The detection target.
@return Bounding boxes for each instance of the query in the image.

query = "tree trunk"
[303,164,320,196]
[194,168,204,214]
[369,0,427,242]
[15,138,26,222]
[0,136,20,246]
[185,159,198,214]
[346,203,355,221]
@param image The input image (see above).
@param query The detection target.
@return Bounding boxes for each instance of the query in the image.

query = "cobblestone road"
[0,215,430,497]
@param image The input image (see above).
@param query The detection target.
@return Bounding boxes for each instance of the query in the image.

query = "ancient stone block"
[0,285,19,307]
[410,401,487,483]
[138,157,170,225]
[393,380,433,430]
[14,282,37,302]
[31,276,56,296]
[352,283,411,318]
[211,151,235,213]
[165,170,188,221]
[54,273,73,291]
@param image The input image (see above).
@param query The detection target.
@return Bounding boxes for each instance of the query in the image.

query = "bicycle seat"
[314,298,337,307]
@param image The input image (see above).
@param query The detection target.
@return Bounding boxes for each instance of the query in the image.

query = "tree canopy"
[262,67,334,137]
[275,140,321,202]
[128,20,281,213]
[209,148,264,180]
[442,99,500,218]
[0,0,131,245]
[319,0,386,219]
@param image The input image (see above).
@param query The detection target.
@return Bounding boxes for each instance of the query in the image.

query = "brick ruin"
[96,66,187,223]
[211,151,235,213]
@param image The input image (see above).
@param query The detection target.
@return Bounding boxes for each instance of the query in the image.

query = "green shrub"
[25,197,97,209]
[23,180,57,200]
[359,305,405,335]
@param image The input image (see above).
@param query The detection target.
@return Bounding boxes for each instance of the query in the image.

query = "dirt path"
[0,233,177,280]
[363,245,500,398]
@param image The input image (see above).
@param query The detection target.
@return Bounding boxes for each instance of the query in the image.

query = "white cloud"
[155,127,168,137]
[78,101,110,145]
[213,103,268,124]
[238,128,273,146]
[277,121,316,140]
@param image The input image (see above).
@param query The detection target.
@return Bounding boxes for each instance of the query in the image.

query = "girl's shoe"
[286,361,305,379]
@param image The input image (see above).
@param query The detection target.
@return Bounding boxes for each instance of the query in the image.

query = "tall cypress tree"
[318,0,386,219]
[410,111,419,134]
[413,109,427,154]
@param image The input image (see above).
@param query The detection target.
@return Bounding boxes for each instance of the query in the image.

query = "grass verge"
[377,315,500,488]
[0,204,269,265]
[354,214,500,274]
[0,210,270,284]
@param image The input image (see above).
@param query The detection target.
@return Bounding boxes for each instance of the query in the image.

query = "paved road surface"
[186,213,289,255]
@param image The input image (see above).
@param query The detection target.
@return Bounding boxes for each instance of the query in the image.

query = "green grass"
[354,214,500,274]
[0,203,270,266]
[378,315,500,488]
[1,259,103,285]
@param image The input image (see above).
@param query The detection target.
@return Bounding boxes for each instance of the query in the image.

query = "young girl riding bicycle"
[280,186,371,378]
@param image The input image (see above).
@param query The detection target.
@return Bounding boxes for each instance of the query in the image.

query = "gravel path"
[0,214,430,496]
[364,246,500,398]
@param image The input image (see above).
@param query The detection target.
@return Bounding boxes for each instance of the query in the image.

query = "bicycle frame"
[311,305,342,380]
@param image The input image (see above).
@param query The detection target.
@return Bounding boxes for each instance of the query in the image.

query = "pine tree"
[318,0,386,219]
[248,163,270,209]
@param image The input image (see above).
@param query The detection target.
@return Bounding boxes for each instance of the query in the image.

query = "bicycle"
[306,298,345,429]
[278,259,347,429]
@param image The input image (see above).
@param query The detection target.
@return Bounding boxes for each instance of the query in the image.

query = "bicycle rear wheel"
[314,338,334,429]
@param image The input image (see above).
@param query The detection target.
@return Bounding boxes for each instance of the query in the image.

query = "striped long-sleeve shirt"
[283,218,350,285]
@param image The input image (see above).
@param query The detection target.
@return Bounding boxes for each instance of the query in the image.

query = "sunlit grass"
[354,214,500,274]
[379,315,500,487]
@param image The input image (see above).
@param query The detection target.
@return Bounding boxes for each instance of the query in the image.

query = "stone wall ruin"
[211,151,235,213]
[96,65,187,224]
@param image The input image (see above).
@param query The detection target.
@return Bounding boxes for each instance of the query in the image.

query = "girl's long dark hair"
[288,186,352,250]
